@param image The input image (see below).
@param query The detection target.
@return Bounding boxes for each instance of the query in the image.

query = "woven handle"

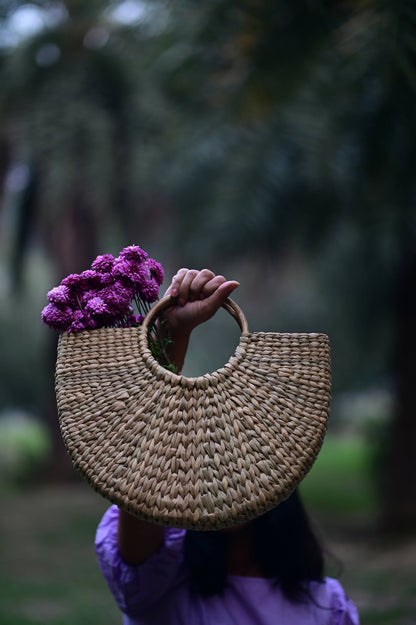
[142,294,249,333]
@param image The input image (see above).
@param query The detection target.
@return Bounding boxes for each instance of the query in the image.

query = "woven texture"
[55,296,331,530]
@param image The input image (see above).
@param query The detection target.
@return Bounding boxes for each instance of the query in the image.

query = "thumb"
[206,280,240,308]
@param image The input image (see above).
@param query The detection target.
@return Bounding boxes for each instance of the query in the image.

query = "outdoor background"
[1,1,416,624]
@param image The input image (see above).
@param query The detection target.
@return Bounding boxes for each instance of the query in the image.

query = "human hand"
[163,268,240,335]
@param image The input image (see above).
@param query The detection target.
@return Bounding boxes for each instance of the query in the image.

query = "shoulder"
[95,506,188,615]
[95,505,186,582]
[96,505,186,560]
[310,578,360,625]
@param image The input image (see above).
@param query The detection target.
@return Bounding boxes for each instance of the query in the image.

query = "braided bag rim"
[55,295,331,530]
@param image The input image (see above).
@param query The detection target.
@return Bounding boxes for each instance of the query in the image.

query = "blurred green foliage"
[300,435,378,516]
[0,247,53,411]
[0,410,51,492]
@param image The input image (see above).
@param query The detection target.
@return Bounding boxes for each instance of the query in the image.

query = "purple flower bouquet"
[42,245,174,370]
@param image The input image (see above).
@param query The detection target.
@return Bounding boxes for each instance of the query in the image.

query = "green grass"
[1,436,415,625]
[0,485,120,625]
[300,434,378,515]
[298,435,416,624]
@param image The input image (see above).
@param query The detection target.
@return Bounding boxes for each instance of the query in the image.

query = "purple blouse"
[96,506,360,625]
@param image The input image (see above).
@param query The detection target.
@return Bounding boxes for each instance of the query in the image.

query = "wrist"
[162,312,195,340]
[159,320,192,374]
[168,324,193,342]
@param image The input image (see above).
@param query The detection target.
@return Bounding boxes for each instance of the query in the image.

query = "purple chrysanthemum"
[146,258,164,286]
[44,245,164,334]
[85,296,109,316]
[41,303,73,331]
[112,258,147,286]
[61,273,82,288]
[82,315,99,330]
[100,283,134,314]
[98,272,114,287]
[79,289,99,311]
[91,253,115,273]
[138,279,159,303]
[47,285,71,307]
[119,245,148,263]
[126,313,145,327]
[80,269,103,288]
[67,309,86,333]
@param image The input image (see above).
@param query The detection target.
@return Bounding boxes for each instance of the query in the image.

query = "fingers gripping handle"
[142,294,249,334]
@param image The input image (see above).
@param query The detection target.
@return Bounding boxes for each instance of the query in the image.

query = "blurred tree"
[155,0,416,532]
[0,0,204,475]
[0,0,159,476]
[1,0,132,279]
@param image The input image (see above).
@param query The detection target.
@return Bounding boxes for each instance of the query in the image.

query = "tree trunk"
[381,250,416,533]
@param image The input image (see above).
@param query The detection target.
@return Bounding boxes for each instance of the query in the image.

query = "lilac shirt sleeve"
[325,578,360,625]
[95,505,185,616]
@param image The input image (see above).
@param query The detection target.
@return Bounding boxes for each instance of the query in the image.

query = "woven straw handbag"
[55,295,331,530]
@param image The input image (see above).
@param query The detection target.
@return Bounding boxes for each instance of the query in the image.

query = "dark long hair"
[183,490,325,601]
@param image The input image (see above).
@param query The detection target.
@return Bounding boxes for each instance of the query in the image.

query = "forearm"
[165,326,192,373]
[117,509,164,565]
